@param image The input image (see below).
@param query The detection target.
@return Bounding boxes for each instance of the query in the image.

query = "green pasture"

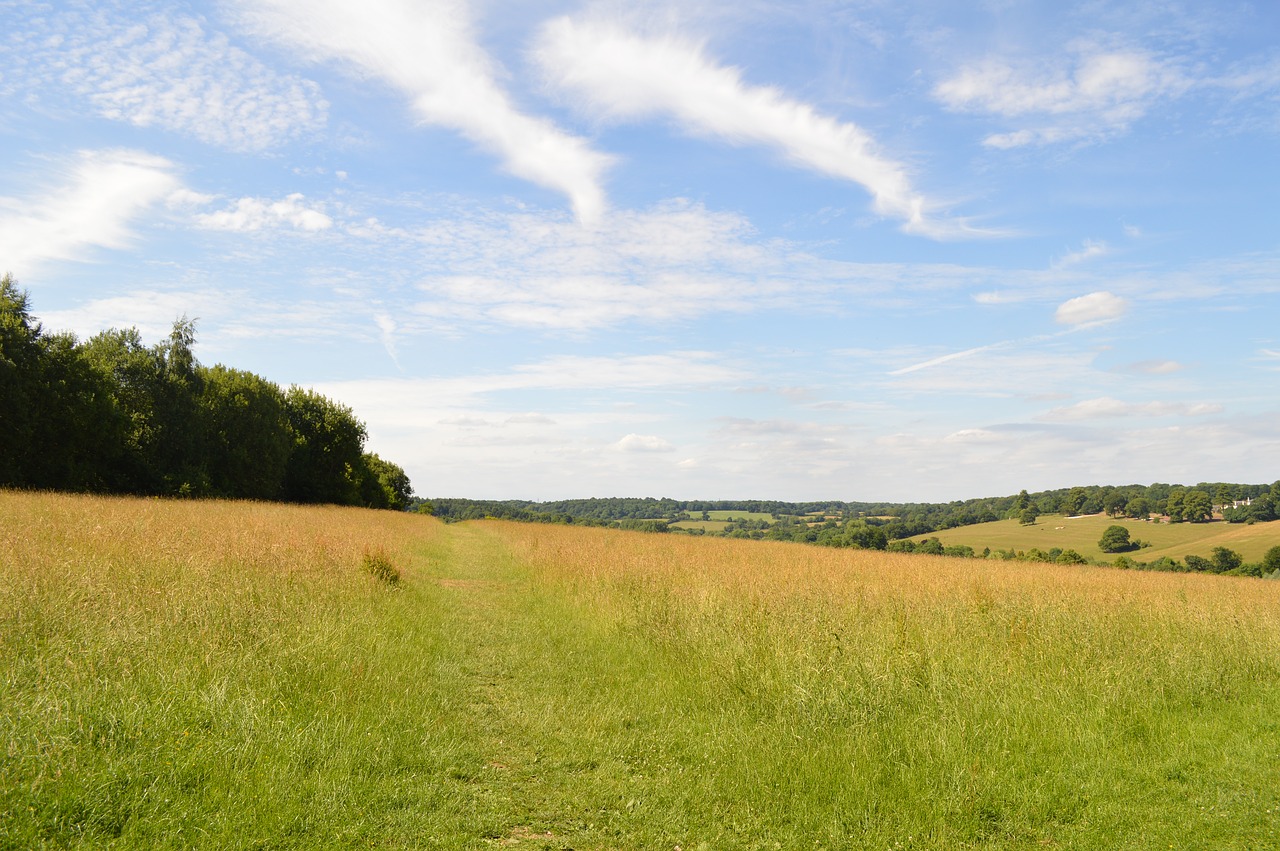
[912,514,1280,563]
[693,509,774,521]
[668,519,730,532]
[5,492,1280,849]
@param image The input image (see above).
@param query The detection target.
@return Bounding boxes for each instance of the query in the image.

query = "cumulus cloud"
[195,193,333,232]
[0,149,182,271]
[5,4,325,151]
[612,433,675,453]
[1039,397,1222,421]
[231,0,611,223]
[935,46,1189,147]
[1054,291,1128,326]
[535,17,979,238]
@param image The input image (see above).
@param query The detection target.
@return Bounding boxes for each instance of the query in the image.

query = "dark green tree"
[1184,554,1211,572]
[0,274,42,485]
[26,331,126,490]
[1098,524,1134,553]
[1018,507,1039,525]
[283,387,367,505]
[357,452,413,511]
[1263,545,1280,576]
[1182,490,1212,523]
[1126,496,1153,519]
[1103,491,1128,517]
[199,365,292,500]
[1210,546,1243,574]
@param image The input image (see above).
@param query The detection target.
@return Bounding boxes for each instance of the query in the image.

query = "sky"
[2,0,1278,502]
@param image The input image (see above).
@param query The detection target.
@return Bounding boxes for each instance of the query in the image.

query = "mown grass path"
[4,494,1280,849]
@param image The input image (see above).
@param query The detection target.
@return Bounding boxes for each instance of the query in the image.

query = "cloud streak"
[535,17,974,238]
[232,0,612,223]
[1039,397,1222,421]
[0,149,181,272]
[935,46,1189,147]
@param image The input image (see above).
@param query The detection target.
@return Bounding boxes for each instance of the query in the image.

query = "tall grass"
[4,493,1279,848]
[494,522,1280,848]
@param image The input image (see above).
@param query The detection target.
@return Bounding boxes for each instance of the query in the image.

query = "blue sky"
[2,0,1278,502]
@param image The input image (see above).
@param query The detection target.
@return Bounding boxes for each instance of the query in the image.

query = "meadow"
[4,491,1280,849]
[910,514,1280,563]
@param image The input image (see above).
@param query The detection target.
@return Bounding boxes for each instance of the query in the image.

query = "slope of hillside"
[4,491,1280,848]
[911,514,1280,563]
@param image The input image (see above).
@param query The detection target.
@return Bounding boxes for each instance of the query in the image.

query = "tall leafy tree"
[0,274,43,485]
[358,453,413,511]
[199,365,292,500]
[1182,490,1212,523]
[1099,525,1134,553]
[27,331,126,490]
[283,387,367,505]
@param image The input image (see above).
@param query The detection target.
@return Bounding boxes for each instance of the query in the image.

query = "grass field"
[694,510,775,521]
[668,520,730,532]
[5,491,1280,848]
[911,514,1280,564]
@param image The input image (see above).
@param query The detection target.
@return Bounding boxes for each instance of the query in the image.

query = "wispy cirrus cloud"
[1039,397,1222,421]
[534,16,983,239]
[4,2,325,151]
[230,0,612,224]
[0,149,182,272]
[1053,239,1110,268]
[612,433,675,453]
[934,45,1190,147]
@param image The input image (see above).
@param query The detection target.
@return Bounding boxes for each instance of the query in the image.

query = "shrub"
[362,548,401,585]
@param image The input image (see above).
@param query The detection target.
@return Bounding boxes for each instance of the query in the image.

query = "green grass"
[911,514,1280,563]
[668,519,730,532]
[4,492,1280,848]
[693,510,775,521]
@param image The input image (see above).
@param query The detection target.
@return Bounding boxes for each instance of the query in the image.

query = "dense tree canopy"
[0,276,412,509]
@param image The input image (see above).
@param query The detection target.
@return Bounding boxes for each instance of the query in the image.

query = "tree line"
[1,275,410,508]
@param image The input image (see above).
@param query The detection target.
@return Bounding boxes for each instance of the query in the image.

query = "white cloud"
[1039,397,1222,421]
[612,434,675,453]
[534,17,980,238]
[888,341,1010,376]
[1121,360,1183,375]
[5,4,325,151]
[232,0,611,223]
[37,288,232,343]
[935,46,1190,147]
[195,193,333,232]
[0,149,181,272]
[506,413,557,425]
[1054,291,1128,326]
[313,352,744,426]
[405,200,840,330]
[1054,239,1109,268]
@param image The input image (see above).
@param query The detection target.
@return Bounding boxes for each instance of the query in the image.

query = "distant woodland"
[425,481,1280,537]
[1,275,410,509]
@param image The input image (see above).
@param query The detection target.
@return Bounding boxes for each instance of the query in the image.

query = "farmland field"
[4,491,1280,848]
[911,514,1280,563]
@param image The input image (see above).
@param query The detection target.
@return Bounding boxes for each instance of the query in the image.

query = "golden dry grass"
[5,493,1280,849]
